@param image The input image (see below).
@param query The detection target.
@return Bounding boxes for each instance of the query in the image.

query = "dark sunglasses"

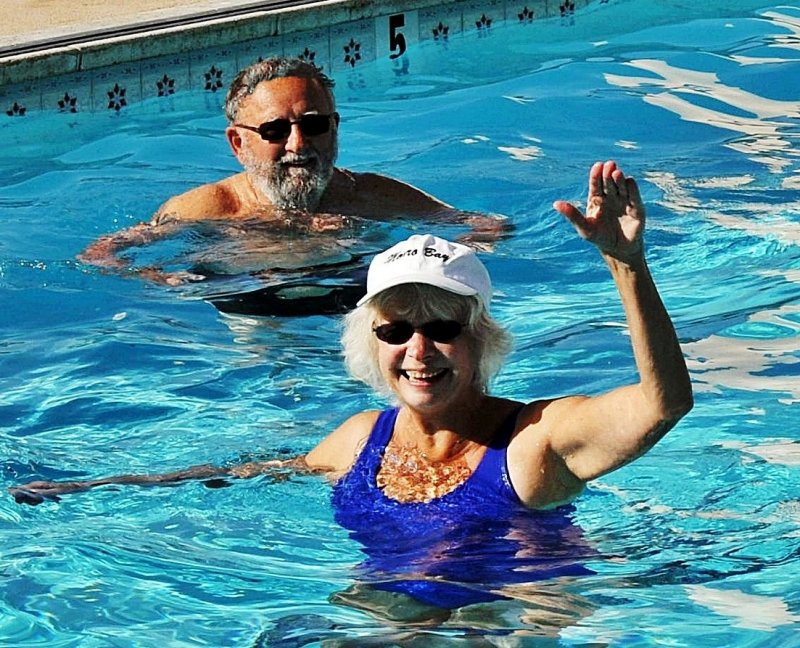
[234,113,335,142]
[372,320,463,345]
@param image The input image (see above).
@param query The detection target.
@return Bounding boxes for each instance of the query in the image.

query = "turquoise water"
[2,1,800,645]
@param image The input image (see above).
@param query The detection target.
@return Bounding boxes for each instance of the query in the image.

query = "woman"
[313,160,693,614]
[10,160,693,509]
[310,159,693,510]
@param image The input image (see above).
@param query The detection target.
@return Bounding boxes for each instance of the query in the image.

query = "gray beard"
[244,151,335,212]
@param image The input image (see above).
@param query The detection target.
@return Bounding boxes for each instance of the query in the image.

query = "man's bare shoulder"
[351,170,447,203]
[152,173,252,223]
[324,168,450,218]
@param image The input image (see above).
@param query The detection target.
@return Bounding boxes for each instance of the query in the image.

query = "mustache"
[278,152,319,166]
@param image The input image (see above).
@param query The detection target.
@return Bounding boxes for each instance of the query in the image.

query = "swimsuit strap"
[347,408,399,479]
[367,408,399,451]
[468,404,525,505]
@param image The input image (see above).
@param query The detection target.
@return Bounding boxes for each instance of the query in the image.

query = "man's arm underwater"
[77,181,246,284]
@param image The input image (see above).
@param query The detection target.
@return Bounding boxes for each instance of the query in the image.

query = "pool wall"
[0,0,589,118]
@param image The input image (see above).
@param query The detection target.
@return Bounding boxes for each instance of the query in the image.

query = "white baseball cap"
[357,234,492,307]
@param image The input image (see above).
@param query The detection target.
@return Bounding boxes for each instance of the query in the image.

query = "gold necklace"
[376,438,473,504]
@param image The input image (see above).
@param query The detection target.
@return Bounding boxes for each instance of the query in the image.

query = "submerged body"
[333,407,594,608]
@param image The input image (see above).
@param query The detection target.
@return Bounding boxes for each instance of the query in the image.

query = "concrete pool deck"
[0,0,449,85]
[0,1,290,51]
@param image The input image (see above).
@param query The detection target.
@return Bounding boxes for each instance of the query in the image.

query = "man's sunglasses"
[372,320,464,345]
[234,113,336,143]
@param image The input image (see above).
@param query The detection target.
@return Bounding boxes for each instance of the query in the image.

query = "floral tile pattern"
[329,18,374,74]
[141,54,189,104]
[1,0,593,120]
[283,27,331,72]
[419,3,464,42]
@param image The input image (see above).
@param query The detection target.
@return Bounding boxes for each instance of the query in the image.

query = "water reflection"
[604,8,800,183]
[684,303,800,401]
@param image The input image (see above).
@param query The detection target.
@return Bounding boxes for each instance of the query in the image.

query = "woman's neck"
[396,394,501,462]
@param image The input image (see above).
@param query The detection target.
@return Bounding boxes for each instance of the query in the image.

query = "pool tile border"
[1,0,590,119]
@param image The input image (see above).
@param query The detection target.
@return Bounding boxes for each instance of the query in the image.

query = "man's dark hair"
[224,57,336,123]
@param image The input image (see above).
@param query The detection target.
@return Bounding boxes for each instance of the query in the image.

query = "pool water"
[2,1,800,645]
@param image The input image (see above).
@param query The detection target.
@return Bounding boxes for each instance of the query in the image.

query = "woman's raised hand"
[553,160,645,262]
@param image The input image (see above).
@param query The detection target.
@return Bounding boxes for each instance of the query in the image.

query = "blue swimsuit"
[332,408,594,608]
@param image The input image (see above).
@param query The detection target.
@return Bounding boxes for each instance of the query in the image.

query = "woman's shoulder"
[506,396,589,508]
[514,395,589,428]
[505,396,581,467]
[340,409,386,434]
[304,409,384,473]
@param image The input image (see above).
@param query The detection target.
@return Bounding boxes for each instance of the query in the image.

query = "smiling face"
[376,315,479,414]
[372,289,482,414]
[227,76,338,211]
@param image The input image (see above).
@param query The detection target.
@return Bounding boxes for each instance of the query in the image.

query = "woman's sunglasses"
[234,113,336,143]
[372,320,463,345]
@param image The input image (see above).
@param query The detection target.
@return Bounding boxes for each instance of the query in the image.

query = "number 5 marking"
[389,14,406,59]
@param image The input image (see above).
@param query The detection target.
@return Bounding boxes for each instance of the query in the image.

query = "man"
[78,57,507,293]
